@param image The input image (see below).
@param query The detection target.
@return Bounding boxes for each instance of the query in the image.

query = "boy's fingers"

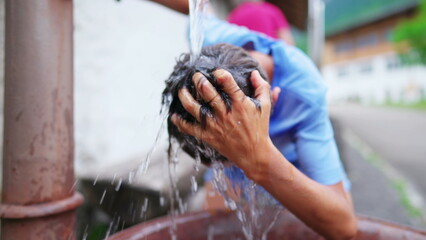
[214,69,246,102]
[251,70,271,106]
[171,114,203,140]
[272,87,281,105]
[192,72,226,112]
[178,88,201,122]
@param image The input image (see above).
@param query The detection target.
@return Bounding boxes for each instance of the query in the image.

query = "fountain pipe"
[0,0,83,239]
[308,0,325,67]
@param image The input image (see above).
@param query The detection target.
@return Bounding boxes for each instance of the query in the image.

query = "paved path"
[330,104,426,202]
[334,132,418,227]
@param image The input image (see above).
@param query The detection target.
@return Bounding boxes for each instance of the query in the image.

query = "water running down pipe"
[0,0,83,239]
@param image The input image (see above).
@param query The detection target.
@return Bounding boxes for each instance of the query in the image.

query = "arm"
[148,0,189,14]
[171,69,357,240]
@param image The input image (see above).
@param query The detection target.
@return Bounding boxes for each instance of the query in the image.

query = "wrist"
[245,138,282,183]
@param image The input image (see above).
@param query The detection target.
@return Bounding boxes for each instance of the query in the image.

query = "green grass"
[87,224,109,240]
[365,151,384,168]
[391,179,423,218]
[384,100,426,111]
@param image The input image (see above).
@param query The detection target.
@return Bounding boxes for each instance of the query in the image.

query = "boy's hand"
[171,69,275,177]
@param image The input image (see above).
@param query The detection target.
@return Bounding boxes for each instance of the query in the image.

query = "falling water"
[189,0,209,63]
[210,162,282,240]
[161,1,210,239]
[161,0,283,238]
[139,112,168,175]
[115,178,123,191]
[167,137,189,240]
[99,189,107,204]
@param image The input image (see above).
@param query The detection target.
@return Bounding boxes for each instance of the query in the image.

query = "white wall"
[74,0,189,173]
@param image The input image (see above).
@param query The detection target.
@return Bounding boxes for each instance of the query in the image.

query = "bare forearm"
[148,0,189,14]
[247,142,357,240]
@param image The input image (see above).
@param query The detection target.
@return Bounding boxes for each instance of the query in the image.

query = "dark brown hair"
[162,43,267,165]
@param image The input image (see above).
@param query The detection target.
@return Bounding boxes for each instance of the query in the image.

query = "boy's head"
[162,43,267,165]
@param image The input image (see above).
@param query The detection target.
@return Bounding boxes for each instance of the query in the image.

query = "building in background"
[323,0,426,104]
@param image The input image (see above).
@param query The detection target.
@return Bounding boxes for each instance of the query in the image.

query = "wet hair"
[162,43,268,165]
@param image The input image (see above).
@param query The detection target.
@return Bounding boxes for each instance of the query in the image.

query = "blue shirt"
[202,16,350,190]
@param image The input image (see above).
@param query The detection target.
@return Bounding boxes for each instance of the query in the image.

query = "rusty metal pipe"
[0,0,83,239]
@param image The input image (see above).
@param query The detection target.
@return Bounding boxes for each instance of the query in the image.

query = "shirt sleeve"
[271,89,347,187]
[270,46,350,189]
[294,100,346,186]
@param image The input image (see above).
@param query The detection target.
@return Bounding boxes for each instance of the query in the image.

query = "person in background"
[228,0,295,45]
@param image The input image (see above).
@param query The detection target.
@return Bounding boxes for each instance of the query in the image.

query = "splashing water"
[115,178,123,191]
[190,175,198,193]
[211,162,282,240]
[167,138,186,240]
[93,174,99,186]
[162,97,280,239]
[189,0,209,63]
[104,214,122,240]
[159,195,165,207]
[139,112,168,175]
[99,189,107,205]
[162,2,211,239]
[162,0,283,238]
[140,198,149,219]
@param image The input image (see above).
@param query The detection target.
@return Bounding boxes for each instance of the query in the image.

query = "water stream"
[163,0,282,239]
[210,162,282,240]
[163,1,210,238]
[189,0,209,63]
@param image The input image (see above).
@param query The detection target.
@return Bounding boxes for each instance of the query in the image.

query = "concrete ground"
[330,104,426,230]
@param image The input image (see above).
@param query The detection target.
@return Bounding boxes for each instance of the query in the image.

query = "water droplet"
[82,225,89,240]
[99,190,106,204]
[227,200,237,210]
[115,178,122,191]
[140,115,168,175]
[140,155,150,175]
[159,196,165,206]
[142,198,149,212]
[93,174,99,186]
[140,198,149,218]
[237,121,241,125]
[69,180,78,192]
[128,171,135,184]
[194,152,201,172]
[178,197,186,214]
[191,176,198,193]
[104,220,114,239]
[111,173,117,185]
[237,211,243,221]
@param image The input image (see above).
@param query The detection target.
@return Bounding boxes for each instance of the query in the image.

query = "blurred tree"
[393,0,426,65]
